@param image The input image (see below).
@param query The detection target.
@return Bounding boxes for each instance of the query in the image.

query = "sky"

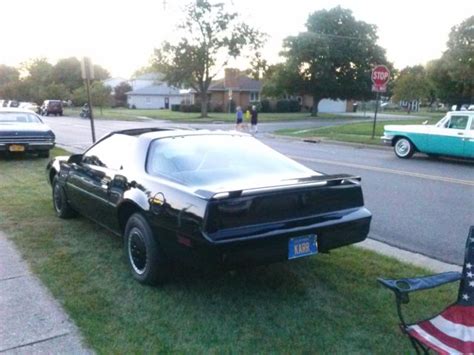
[0,0,472,78]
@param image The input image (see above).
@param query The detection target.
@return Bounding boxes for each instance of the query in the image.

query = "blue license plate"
[288,234,318,260]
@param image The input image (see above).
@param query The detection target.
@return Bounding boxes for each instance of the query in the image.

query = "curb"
[266,133,392,151]
[358,238,462,273]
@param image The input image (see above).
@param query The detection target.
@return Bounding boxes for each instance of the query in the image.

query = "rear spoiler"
[194,174,361,200]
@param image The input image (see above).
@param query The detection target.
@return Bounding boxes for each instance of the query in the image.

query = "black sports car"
[47,128,371,284]
[0,108,55,157]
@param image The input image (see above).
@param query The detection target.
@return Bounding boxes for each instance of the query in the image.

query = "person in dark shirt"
[250,105,258,134]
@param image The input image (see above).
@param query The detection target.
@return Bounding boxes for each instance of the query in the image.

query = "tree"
[114,81,132,107]
[392,65,433,111]
[52,57,82,92]
[0,65,20,86]
[152,0,264,117]
[428,16,473,107]
[72,82,111,114]
[92,64,110,81]
[45,83,70,101]
[275,6,388,116]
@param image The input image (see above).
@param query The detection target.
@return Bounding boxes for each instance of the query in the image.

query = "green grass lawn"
[63,107,364,123]
[0,149,458,352]
[64,107,320,122]
[276,118,441,145]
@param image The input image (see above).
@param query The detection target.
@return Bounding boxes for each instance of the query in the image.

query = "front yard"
[276,118,441,145]
[0,149,457,352]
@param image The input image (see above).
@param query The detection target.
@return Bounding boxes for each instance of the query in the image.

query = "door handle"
[457,132,464,136]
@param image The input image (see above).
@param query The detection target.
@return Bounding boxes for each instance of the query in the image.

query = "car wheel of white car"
[394,138,415,159]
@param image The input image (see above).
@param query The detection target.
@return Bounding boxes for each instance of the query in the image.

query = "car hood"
[384,124,435,133]
[0,122,53,135]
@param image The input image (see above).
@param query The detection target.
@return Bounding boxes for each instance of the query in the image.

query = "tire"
[124,213,168,285]
[394,137,415,159]
[52,176,77,218]
[38,150,50,158]
[46,111,50,116]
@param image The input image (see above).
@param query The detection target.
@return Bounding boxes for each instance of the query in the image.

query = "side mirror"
[422,120,428,125]
[67,154,83,164]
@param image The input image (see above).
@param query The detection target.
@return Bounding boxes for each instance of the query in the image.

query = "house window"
[250,92,259,101]
[145,96,151,104]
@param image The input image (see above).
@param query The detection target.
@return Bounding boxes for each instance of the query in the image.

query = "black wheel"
[38,150,50,158]
[59,111,63,116]
[46,111,50,116]
[52,176,77,218]
[124,213,168,285]
[394,137,415,159]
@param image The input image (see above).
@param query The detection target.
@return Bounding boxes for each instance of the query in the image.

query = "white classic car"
[381,111,474,159]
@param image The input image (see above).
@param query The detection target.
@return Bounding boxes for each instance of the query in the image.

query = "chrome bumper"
[380,135,394,146]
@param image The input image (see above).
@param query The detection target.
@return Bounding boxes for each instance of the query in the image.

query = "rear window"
[0,112,42,123]
[146,134,314,187]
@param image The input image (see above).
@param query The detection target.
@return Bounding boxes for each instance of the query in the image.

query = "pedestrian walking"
[251,105,258,134]
[235,106,243,130]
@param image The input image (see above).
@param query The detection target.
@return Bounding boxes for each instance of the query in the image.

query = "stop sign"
[371,65,390,86]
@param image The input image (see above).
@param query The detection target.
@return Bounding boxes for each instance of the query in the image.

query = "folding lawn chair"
[378,226,474,354]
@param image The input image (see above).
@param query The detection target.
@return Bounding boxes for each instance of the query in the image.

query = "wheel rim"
[53,184,63,212]
[128,227,147,275]
[395,139,411,157]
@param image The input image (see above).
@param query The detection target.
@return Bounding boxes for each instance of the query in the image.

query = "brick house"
[205,69,262,111]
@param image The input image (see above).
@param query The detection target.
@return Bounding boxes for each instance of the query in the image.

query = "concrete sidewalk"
[0,232,92,354]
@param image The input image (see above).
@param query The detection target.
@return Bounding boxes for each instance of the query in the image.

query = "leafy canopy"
[152,0,264,116]
[265,6,389,115]
[427,15,473,105]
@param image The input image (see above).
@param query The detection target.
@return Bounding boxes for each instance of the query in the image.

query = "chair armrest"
[377,271,462,294]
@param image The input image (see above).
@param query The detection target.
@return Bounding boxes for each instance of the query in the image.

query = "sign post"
[81,57,96,143]
[370,65,390,139]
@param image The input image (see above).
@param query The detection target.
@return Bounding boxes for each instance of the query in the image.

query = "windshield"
[147,134,315,188]
[0,112,42,124]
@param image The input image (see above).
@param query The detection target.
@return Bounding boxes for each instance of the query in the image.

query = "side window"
[83,134,135,170]
[470,118,474,130]
[446,115,468,130]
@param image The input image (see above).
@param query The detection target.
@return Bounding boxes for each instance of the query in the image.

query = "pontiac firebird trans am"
[47,128,372,284]
[382,111,474,159]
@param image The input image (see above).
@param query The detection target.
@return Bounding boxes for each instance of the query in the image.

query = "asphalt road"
[42,116,473,265]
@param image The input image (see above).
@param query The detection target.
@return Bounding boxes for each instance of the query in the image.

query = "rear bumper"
[0,142,55,152]
[174,207,372,267]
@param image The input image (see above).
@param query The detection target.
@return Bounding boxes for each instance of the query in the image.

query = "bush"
[260,99,272,113]
[171,104,180,112]
[211,104,224,113]
[289,99,301,112]
[276,99,290,112]
[275,99,301,113]
[180,104,201,113]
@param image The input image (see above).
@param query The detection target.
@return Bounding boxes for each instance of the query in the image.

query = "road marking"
[290,155,474,187]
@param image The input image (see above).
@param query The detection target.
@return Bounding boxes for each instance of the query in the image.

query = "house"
[126,84,182,109]
[204,69,262,111]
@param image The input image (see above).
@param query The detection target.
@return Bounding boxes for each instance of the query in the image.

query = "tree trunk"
[200,92,208,118]
[311,96,321,117]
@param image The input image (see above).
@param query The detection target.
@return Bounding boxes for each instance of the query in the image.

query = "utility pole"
[81,57,96,143]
